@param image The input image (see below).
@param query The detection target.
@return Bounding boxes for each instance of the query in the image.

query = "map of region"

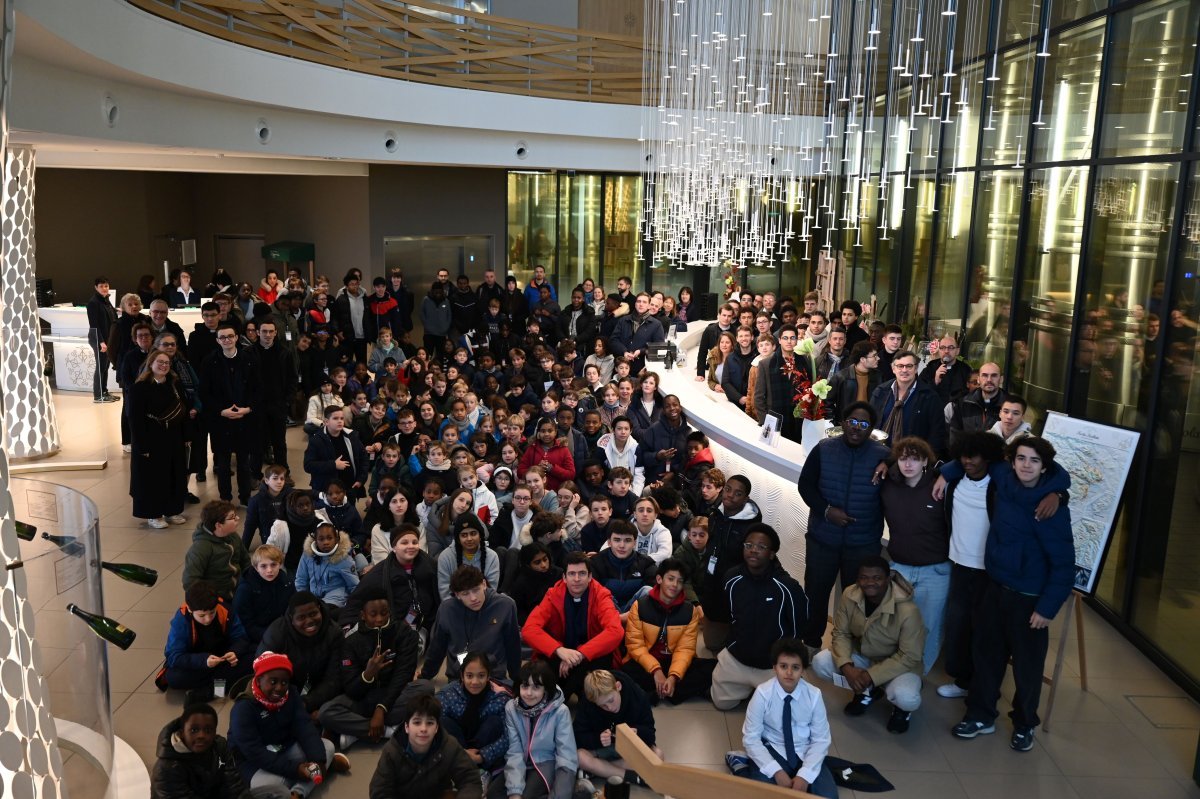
[1041,413,1139,594]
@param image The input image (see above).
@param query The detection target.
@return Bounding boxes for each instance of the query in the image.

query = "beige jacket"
[831,572,925,687]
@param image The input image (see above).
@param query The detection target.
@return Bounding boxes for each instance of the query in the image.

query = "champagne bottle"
[42,532,78,548]
[100,561,159,587]
[66,604,137,650]
[14,521,36,541]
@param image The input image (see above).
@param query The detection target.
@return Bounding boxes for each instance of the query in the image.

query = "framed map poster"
[1041,412,1140,595]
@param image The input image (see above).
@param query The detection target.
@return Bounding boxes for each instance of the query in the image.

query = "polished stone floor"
[32,390,1200,799]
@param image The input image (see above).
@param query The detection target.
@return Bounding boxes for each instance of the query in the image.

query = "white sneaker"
[121,444,131,454]
[938,682,969,698]
[338,733,358,751]
[167,515,188,525]
[147,517,169,529]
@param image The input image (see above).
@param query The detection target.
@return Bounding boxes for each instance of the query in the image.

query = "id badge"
[707,555,718,575]
[455,650,469,666]
[405,606,418,627]
[285,330,293,341]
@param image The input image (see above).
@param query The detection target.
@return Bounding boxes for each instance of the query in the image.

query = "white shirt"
[949,473,991,569]
[743,678,831,785]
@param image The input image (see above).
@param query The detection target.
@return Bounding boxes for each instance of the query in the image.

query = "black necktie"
[783,695,799,773]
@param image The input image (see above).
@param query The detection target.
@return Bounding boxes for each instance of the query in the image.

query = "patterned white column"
[1,145,59,459]
[0,454,65,797]
[0,0,68,794]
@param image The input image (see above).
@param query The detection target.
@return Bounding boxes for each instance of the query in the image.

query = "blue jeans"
[889,560,951,674]
[745,761,839,799]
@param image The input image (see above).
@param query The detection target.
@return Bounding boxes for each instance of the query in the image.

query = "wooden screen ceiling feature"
[125,0,649,104]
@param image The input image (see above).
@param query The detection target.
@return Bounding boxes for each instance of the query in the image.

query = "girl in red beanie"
[227,651,350,796]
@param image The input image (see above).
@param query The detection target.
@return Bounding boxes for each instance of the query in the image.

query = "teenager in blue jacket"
[940,436,1073,754]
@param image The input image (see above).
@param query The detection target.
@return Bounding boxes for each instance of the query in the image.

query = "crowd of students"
[91,268,1077,799]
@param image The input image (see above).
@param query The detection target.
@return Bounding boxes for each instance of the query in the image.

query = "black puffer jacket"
[369,729,482,799]
[340,551,440,630]
[257,599,344,714]
[151,718,251,799]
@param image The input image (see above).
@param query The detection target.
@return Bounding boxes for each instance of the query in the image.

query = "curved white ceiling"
[10,0,645,172]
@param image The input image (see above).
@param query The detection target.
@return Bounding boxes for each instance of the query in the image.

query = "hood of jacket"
[718,498,762,522]
[684,446,715,470]
[518,521,563,548]
[191,523,229,547]
[302,530,353,563]
[842,570,915,611]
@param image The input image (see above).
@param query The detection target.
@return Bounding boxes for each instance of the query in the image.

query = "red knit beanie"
[253,651,293,678]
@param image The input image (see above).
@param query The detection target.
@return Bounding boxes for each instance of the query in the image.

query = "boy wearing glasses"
[797,402,891,653]
[182,500,252,604]
[710,524,808,710]
[198,321,261,505]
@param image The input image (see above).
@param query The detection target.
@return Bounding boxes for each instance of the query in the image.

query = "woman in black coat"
[128,349,190,529]
[152,704,252,799]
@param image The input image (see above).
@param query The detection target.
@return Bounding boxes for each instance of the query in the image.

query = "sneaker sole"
[954,724,995,739]
[1011,736,1034,752]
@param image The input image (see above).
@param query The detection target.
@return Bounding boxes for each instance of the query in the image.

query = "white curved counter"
[657,322,814,577]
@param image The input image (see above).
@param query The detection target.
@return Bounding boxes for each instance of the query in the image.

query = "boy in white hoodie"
[599,416,646,496]
[458,466,499,526]
[987,396,1033,445]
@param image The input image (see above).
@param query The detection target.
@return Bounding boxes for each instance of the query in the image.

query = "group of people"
[89,268,1077,798]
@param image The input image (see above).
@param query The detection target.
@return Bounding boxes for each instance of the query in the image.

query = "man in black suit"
[85,276,118,402]
[199,321,261,505]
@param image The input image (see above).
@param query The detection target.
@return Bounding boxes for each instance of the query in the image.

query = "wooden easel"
[1040,591,1088,732]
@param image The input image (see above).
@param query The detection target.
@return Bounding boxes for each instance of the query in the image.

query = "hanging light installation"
[640,0,1026,271]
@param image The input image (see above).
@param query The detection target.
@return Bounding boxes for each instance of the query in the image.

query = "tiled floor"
[30,391,1200,798]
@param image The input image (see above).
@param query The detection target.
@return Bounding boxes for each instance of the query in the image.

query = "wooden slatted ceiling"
[125,0,648,103]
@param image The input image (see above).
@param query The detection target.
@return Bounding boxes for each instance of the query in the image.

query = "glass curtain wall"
[824,0,1200,693]
[507,172,643,298]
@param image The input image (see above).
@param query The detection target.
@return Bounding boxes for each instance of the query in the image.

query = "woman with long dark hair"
[128,349,190,529]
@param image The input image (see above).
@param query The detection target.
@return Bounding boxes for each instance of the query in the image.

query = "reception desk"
[657,322,815,577]
[38,305,203,392]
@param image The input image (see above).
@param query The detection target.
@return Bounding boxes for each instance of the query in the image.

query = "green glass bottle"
[66,604,137,650]
[14,521,36,541]
[41,532,78,548]
[100,561,159,587]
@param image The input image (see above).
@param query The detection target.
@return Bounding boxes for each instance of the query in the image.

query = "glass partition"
[11,476,114,796]
[507,171,643,297]
[1127,169,1200,679]
[1031,19,1103,164]
[1009,165,1089,424]
[1100,0,1199,159]
[507,172,559,289]
[963,169,1023,369]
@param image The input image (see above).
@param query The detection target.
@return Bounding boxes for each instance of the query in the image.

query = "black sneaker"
[952,718,996,739]
[844,688,881,716]
[1011,727,1035,752]
[185,492,201,505]
[887,708,912,734]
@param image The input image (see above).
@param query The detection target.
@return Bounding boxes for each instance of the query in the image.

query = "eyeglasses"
[743,542,771,552]
[846,418,872,430]
[893,363,916,370]
[160,342,177,347]
[216,334,237,341]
